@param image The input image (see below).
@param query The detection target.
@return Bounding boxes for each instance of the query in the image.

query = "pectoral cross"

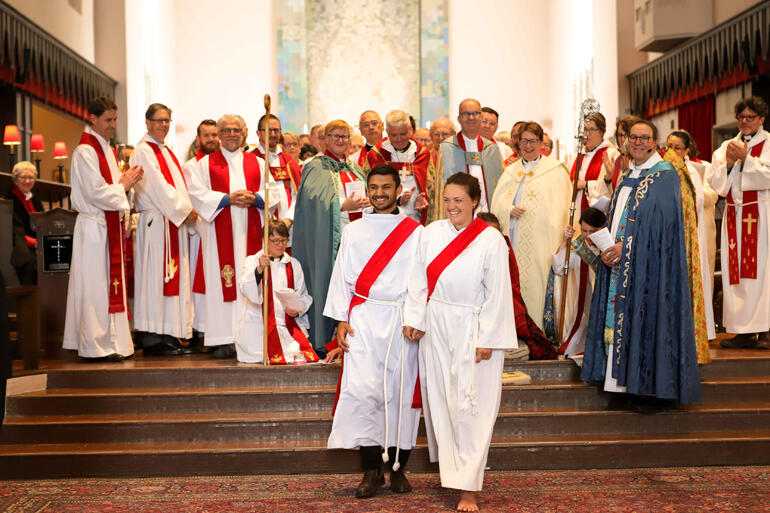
[112,278,120,295]
[744,213,757,235]
[52,240,65,262]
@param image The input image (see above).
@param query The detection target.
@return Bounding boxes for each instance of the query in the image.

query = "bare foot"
[457,490,479,511]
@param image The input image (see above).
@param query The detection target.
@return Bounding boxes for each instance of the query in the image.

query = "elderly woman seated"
[6,161,44,285]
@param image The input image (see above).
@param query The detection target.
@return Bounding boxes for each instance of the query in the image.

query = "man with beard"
[182,119,219,348]
[367,110,430,224]
[324,164,423,498]
[187,114,279,358]
[252,114,302,240]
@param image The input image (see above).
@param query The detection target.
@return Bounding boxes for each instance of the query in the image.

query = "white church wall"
[170,0,275,157]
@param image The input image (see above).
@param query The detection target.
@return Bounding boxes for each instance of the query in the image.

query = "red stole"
[208,150,263,301]
[570,146,608,211]
[11,187,36,214]
[265,258,320,364]
[192,150,207,294]
[368,139,430,224]
[357,146,369,168]
[326,150,363,222]
[413,216,488,408]
[331,216,420,415]
[456,133,491,207]
[726,140,765,284]
[146,141,186,297]
[611,154,623,189]
[78,132,126,313]
[427,217,488,298]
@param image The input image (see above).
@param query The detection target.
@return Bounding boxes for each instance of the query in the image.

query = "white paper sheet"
[590,195,611,212]
[274,288,304,312]
[589,228,615,253]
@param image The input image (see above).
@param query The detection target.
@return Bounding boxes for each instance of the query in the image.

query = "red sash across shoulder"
[78,132,126,313]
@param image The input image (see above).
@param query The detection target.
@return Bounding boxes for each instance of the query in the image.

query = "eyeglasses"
[269,237,289,245]
[628,135,653,143]
[283,142,299,148]
[736,113,759,122]
[327,134,350,142]
[519,138,539,146]
[149,118,171,124]
[666,144,686,152]
[259,128,281,135]
[480,119,497,127]
[432,131,453,139]
[583,127,601,133]
[17,175,35,181]
[360,121,381,129]
[460,111,481,119]
[220,128,242,135]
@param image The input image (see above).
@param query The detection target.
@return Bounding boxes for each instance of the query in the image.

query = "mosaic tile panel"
[276,0,309,134]
[420,0,449,127]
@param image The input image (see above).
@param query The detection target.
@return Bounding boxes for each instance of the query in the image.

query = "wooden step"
[8,377,769,416]
[1,430,769,478]
[3,403,769,445]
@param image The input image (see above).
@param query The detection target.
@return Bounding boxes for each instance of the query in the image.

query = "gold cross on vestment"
[729,240,737,251]
[112,278,120,295]
[221,264,235,287]
[744,213,758,235]
[471,154,480,164]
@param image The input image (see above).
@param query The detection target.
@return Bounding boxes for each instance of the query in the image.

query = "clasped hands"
[230,189,257,208]
[725,140,748,169]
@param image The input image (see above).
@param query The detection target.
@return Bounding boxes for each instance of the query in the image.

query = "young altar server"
[404,173,517,512]
[324,165,423,499]
[542,207,605,359]
[237,220,318,364]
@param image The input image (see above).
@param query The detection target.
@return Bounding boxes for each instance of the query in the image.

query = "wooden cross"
[112,278,120,295]
[744,213,757,235]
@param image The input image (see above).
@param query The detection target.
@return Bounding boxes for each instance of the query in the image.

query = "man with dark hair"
[63,97,143,361]
[252,113,302,240]
[436,99,504,215]
[182,119,220,347]
[582,118,702,413]
[324,164,423,498]
[481,106,513,160]
[130,103,198,356]
[708,96,770,349]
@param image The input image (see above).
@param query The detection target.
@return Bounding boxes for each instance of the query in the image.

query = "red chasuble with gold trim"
[367,139,431,224]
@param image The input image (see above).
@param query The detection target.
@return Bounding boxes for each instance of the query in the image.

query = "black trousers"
[360,445,411,471]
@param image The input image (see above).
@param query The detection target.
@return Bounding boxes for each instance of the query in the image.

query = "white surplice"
[63,126,133,357]
[381,139,423,222]
[685,157,716,339]
[237,251,313,363]
[404,220,516,491]
[551,243,599,356]
[255,142,297,223]
[183,156,206,332]
[325,209,423,452]
[130,134,194,338]
[187,148,279,347]
[708,128,770,334]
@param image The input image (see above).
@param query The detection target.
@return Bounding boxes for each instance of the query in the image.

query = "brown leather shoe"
[756,332,770,350]
[355,469,384,498]
[720,333,758,349]
[390,469,413,493]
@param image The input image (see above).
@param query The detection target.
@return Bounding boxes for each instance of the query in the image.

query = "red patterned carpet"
[1,466,768,512]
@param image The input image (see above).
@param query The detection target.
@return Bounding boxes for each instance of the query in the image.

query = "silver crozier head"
[576,98,601,143]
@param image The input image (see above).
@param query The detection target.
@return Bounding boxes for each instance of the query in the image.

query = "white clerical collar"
[742,128,767,146]
[584,140,608,155]
[221,147,241,160]
[257,141,281,157]
[24,191,33,200]
[522,155,541,170]
[363,206,403,217]
[85,125,109,147]
[260,249,290,264]
[631,151,662,171]
[382,138,415,156]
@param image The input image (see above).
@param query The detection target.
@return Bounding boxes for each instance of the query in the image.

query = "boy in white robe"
[237,220,317,364]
